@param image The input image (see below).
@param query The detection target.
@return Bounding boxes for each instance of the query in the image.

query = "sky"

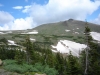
[0,0,100,30]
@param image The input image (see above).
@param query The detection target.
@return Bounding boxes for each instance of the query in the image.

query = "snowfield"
[51,40,86,56]
[90,32,100,41]
[51,32,100,56]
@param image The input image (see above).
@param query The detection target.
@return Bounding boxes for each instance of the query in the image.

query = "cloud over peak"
[23,0,100,25]
[0,0,100,30]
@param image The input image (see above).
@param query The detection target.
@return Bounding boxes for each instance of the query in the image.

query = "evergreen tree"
[55,52,65,75]
[83,25,100,75]
[45,49,56,68]
[14,50,25,64]
[25,35,35,64]
[67,52,82,75]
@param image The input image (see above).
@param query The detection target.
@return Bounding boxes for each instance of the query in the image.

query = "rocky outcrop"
[0,59,3,66]
[35,73,46,75]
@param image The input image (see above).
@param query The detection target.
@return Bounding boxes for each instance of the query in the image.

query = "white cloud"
[0,16,36,30]
[0,11,36,30]
[1,0,100,30]
[10,17,35,30]
[92,14,100,25]
[22,0,100,25]
[13,6,23,10]
[22,5,31,13]
[0,25,9,30]
[0,11,14,24]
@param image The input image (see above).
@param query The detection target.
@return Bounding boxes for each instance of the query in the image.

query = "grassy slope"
[32,20,100,43]
[0,19,100,44]
[33,20,100,34]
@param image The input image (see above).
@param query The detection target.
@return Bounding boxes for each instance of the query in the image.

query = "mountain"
[0,19,100,56]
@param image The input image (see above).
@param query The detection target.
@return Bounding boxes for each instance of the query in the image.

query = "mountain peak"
[68,18,74,22]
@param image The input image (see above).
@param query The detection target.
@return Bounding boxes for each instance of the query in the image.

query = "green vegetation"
[1,19,100,45]
[3,60,57,75]
[80,25,100,75]
[0,20,100,75]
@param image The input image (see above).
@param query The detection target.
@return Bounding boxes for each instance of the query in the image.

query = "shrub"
[4,64,34,73]
[3,59,17,66]
[33,63,58,75]
[3,60,58,75]
[43,65,58,75]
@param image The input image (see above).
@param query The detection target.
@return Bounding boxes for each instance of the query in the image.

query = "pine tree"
[55,52,65,75]
[14,50,25,64]
[46,49,56,68]
[67,51,82,75]
[25,35,35,64]
[84,25,100,75]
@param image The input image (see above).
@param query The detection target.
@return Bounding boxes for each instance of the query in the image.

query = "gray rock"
[0,59,3,66]
[35,73,46,75]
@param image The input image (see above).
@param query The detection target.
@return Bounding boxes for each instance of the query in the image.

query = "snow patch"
[0,32,5,34]
[27,31,38,34]
[51,40,86,56]
[77,28,79,29]
[75,32,79,34]
[90,32,100,41]
[30,38,36,41]
[65,30,70,32]
[51,49,58,53]
[8,40,17,45]
[21,30,38,34]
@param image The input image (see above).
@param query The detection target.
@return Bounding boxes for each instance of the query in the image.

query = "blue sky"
[0,0,100,30]
[0,0,48,18]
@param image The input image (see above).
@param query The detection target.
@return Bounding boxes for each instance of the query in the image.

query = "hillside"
[0,19,100,56]
[33,19,100,35]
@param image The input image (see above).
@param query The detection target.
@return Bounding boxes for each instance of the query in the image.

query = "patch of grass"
[3,60,17,66]
[4,64,33,73]
[3,60,58,75]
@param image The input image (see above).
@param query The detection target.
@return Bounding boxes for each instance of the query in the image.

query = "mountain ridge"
[0,19,100,56]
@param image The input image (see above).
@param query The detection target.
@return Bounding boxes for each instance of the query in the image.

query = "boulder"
[0,59,3,66]
[35,73,46,75]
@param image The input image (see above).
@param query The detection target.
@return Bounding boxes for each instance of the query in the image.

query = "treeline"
[0,26,100,75]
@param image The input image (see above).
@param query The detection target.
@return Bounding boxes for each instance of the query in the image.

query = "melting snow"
[21,31,38,34]
[51,49,58,53]
[65,30,70,32]
[77,28,79,29]
[30,38,36,41]
[8,40,17,45]
[51,40,86,56]
[0,32,5,34]
[75,32,79,34]
[90,32,100,41]
[27,31,38,34]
